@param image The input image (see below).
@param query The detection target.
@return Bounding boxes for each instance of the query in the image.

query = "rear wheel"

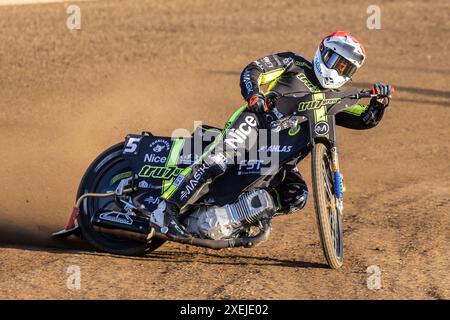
[311,143,344,269]
[77,142,165,256]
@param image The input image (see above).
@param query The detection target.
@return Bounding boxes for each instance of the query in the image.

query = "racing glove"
[362,83,393,127]
[247,93,269,113]
[371,82,393,108]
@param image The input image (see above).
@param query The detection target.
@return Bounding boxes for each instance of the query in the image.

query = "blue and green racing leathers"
[160,52,386,215]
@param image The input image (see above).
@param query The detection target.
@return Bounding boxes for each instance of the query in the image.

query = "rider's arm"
[240,52,295,100]
[336,83,391,129]
[335,100,387,130]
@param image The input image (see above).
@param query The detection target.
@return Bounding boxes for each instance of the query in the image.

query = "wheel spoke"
[322,153,338,251]
[329,210,335,242]
[322,171,334,200]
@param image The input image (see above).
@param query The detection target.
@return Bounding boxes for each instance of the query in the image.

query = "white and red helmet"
[313,31,366,89]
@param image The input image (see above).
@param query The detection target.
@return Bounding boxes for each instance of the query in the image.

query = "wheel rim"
[321,150,344,261]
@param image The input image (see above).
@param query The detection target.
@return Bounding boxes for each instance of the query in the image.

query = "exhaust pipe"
[92,208,271,248]
[91,210,155,243]
[154,219,272,249]
[93,225,154,242]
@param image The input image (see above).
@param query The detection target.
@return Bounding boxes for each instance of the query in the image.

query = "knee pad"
[272,172,309,214]
[278,182,309,210]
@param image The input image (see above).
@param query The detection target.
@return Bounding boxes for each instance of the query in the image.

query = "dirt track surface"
[0,0,449,299]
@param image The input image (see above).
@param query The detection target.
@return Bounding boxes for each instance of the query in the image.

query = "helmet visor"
[321,49,358,78]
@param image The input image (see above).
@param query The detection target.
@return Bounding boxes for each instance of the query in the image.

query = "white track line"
[0,0,92,6]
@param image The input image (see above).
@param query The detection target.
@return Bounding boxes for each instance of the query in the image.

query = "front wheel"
[311,143,344,269]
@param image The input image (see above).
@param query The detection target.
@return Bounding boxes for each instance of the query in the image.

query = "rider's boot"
[162,200,190,238]
[133,196,190,238]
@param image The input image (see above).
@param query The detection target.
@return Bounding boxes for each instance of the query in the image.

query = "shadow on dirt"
[0,214,327,269]
[0,224,90,250]
[143,250,329,269]
[0,239,329,270]
[210,69,450,102]
[353,81,450,101]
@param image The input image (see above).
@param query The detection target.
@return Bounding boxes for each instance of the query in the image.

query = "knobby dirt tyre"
[311,142,344,269]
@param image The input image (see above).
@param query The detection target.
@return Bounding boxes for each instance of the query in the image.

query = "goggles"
[321,48,358,78]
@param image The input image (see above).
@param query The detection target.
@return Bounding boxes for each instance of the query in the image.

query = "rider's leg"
[159,105,258,237]
[270,167,309,215]
[158,153,229,238]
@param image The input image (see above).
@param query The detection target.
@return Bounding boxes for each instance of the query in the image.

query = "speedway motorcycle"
[54,88,386,269]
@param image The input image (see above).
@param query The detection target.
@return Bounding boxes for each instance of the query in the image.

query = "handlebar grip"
[264,91,281,100]
[359,92,375,98]
[350,91,375,99]
[351,90,392,99]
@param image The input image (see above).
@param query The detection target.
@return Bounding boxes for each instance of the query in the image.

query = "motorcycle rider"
[156,31,393,238]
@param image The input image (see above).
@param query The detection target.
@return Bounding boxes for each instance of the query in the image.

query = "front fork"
[330,147,344,212]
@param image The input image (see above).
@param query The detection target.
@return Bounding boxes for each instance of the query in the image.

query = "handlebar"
[349,90,392,100]
[264,87,393,130]
[265,88,393,103]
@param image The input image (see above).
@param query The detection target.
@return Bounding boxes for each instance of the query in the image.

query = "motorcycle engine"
[184,190,275,240]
